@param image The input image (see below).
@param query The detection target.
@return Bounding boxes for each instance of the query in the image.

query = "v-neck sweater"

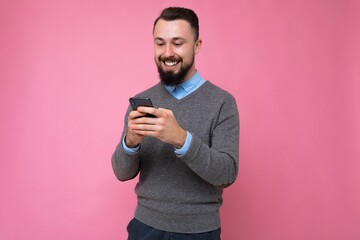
[112,81,240,233]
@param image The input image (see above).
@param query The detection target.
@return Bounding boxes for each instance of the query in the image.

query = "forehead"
[153,19,194,40]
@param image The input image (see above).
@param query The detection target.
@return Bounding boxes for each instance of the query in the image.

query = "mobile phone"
[129,97,155,118]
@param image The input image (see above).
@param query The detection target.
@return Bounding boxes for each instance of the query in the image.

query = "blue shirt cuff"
[122,136,140,154]
[175,131,192,155]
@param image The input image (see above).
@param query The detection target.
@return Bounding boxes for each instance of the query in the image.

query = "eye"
[155,40,165,46]
[173,42,183,46]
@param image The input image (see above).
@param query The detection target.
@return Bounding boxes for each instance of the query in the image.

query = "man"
[112,7,239,240]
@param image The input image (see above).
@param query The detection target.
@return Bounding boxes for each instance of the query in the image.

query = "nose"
[164,43,175,57]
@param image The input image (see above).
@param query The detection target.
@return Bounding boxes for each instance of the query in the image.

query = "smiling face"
[153,19,202,86]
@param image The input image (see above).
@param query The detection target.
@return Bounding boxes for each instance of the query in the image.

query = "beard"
[156,55,195,86]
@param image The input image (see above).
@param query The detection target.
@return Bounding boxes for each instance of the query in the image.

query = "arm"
[180,97,240,187]
[111,107,145,181]
[111,140,141,181]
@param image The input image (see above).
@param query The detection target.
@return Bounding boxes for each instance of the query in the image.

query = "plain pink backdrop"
[1,0,359,239]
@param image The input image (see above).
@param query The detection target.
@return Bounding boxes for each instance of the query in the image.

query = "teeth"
[164,61,178,66]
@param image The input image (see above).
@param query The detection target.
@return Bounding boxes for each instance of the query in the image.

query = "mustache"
[159,56,182,62]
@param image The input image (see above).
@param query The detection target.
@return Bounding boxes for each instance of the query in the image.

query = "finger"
[129,110,146,120]
[133,129,157,137]
[156,108,173,118]
[130,122,159,132]
[130,115,158,125]
[137,106,161,117]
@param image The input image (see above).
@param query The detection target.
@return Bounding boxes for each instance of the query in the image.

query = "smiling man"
[112,7,240,240]
[154,16,201,87]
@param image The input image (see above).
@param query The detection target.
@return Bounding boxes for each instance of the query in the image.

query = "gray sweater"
[112,81,239,233]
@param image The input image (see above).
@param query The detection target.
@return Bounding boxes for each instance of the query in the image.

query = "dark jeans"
[127,218,221,240]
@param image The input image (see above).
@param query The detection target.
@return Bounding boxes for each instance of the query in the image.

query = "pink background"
[1,0,359,239]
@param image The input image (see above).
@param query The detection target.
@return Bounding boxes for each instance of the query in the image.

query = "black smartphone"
[129,97,155,118]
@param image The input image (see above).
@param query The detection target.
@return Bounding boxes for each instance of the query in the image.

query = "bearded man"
[112,7,240,240]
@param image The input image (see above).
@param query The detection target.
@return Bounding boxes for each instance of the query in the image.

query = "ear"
[194,39,202,54]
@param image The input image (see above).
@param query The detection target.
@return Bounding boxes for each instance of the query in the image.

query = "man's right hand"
[125,109,149,147]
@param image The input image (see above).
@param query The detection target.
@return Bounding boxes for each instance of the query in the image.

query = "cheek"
[154,50,162,61]
[179,48,194,61]
[174,48,189,59]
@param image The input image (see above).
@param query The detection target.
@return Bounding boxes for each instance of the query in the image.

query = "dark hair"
[153,7,199,40]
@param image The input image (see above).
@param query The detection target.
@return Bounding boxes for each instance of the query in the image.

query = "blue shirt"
[123,71,206,155]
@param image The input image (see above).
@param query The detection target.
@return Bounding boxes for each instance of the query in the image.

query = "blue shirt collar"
[164,71,203,93]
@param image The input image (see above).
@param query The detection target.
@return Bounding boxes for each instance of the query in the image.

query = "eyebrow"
[154,37,186,41]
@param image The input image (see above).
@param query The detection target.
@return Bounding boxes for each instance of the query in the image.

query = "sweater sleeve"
[179,95,240,187]
[111,107,141,181]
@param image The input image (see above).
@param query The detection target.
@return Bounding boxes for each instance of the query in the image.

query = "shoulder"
[201,81,237,104]
[134,83,165,99]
